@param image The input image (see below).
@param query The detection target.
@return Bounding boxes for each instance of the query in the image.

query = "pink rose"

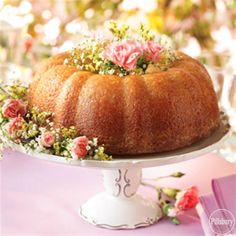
[2,99,27,118]
[104,40,143,70]
[5,117,25,137]
[71,136,89,160]
[175,186,199,211]
[40,132,55,147]
[143,41,163,63]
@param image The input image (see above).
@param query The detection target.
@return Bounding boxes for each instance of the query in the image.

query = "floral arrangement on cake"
[64,21,180,76]
[0,84,111,161]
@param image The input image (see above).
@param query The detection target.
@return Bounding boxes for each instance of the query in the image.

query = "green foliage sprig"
[108,21,129,40]
[138,24,155,41]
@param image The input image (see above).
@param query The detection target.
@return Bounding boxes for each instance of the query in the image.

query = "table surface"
[1,149,236,236]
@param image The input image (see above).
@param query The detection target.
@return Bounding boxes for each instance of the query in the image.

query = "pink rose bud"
[5,117,25,136]
[71,136,89,160]
[104,40,143,70]
[40,132,55,147]
[175,186,199,211]
[2,99,27,118]
[167,207,178,217]
[24,37,33,53]
[143,41,163,63]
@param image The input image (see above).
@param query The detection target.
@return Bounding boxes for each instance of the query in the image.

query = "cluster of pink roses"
[166,186,199,218]
[104,40,163,70]
[39,134,89,160]
[2,99,27,139]
[2,99,57,147]
[2,99,89,160]
[2,99,27,118]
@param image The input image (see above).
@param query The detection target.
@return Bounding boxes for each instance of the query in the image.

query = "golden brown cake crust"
[28,51,220,155]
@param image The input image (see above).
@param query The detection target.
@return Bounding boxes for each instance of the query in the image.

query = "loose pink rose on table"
[40,132,55,147]
[5,117,25,137]
[104,40,143,70]
[71,136,89,160]
[143,41,163,63]
[175,186,199,211]
[2,99,27,118]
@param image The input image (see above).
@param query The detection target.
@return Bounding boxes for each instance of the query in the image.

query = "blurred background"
[0,0,235,161]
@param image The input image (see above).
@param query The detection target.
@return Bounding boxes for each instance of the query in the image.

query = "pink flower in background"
[71,136,89,160]
[2,99,27,118]
[5,117,25,136]
[40,132,55,147]
[143,41,163,62]
[24,37,33,53]
[104,40,143,70]
[175,186,199,211]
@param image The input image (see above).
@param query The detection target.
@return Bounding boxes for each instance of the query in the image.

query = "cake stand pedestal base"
[79,167,162,229]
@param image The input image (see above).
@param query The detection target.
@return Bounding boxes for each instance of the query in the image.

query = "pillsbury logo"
[209,209,235,235]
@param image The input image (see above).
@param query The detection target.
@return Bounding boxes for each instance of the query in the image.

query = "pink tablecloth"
[1,150,236,236]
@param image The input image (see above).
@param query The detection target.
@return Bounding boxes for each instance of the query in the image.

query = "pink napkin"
[198,174,236,235]
[198,195,219,236]
[212,174,236,218]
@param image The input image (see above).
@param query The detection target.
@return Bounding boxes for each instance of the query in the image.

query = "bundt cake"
[28,50,220,155]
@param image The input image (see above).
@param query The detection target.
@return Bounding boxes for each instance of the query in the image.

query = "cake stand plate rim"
[9,114,231,169]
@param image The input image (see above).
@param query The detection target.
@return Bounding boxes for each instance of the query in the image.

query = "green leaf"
[162,203,172,215]
[0,93,7,102]
[27,129,39,138]
[162,187,179,198]
[171,217,180,225]
[171,172,185,178]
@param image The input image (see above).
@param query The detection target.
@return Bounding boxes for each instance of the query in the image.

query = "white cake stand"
[12,115,230,230]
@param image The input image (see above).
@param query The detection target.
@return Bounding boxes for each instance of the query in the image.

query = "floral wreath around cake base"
[0,83,112,161]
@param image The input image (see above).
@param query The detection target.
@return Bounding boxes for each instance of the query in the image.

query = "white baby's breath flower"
[39,127,46,133]
[73,59,78,64]
[64,58,69,65]
[88,140,93,146]
[93,138,98,147]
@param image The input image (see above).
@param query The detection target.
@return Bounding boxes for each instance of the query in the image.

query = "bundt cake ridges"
[28,51,220,155]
